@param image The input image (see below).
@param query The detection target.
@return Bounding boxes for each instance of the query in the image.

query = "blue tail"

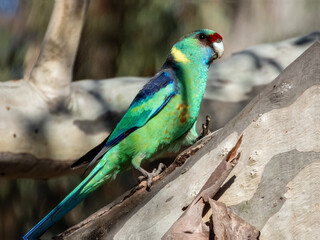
[23,165,104,240]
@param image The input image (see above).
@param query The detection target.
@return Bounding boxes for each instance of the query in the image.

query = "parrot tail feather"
[23,164,106,240]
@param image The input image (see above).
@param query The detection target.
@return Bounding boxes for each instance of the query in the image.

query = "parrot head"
[170,29,224,66]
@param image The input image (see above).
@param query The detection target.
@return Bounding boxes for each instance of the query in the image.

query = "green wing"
[72,69,178,168]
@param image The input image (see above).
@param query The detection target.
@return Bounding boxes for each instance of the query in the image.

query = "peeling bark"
[209,200,260,240]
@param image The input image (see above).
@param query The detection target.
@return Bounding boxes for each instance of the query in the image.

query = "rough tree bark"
[0,0,318,178]
[56,42,320,239]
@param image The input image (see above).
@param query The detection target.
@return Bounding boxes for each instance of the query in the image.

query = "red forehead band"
[209,33,223,43]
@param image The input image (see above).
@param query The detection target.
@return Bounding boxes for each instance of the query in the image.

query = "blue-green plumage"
[23,29,223,239]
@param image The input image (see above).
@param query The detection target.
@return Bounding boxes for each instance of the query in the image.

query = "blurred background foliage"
[0,0,319,239]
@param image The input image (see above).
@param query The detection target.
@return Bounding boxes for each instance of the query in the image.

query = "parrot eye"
[198,33,207,40]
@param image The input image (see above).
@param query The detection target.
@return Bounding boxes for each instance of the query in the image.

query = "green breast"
[117,94,194,159]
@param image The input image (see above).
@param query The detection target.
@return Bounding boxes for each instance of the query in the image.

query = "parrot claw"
[137,163,166,189]
[152,162,166,175]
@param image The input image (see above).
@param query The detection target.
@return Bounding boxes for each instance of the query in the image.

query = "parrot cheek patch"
[207,55,217,65]
[205,48,217,65]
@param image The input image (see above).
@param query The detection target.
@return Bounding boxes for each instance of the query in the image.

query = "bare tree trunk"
[56,42,320,239]
[28,0,88,109]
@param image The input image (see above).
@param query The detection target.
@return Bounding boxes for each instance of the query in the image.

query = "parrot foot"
[198,115,211,140]
[137,163,166,189]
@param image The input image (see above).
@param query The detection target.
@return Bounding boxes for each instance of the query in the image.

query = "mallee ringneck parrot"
[23,29,224,239]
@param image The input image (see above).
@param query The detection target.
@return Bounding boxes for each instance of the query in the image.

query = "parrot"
[23,29,224,239]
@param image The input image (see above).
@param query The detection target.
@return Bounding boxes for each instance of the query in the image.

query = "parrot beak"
[213,39,224,59]
[208,33,224,64]
[207,39,224,64]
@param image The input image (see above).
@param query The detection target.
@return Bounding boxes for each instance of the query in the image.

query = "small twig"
[202,115,211,136]
[197,115,212,141]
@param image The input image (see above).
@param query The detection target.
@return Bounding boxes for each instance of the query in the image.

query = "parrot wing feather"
[72,69,178,169]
